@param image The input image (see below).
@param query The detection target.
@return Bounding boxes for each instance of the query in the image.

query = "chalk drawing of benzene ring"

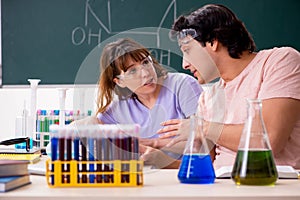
[84,0,177,47]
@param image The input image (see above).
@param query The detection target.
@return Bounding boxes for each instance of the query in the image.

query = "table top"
[0,169,300,200]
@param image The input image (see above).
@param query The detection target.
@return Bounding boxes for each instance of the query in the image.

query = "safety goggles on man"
[177,28,198,47]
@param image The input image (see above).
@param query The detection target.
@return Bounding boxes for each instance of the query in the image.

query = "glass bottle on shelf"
[231,99,278,185]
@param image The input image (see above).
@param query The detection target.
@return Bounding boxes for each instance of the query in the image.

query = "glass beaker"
[178,115,215,184]
[231,99,278,185]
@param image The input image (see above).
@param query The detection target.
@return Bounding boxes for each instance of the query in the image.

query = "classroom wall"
[0,83,212,141]
[0,1,1,64]
[0,1,2,85]
[0,85,97,141]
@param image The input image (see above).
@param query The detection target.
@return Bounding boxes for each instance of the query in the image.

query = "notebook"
[0,175,31,192]
[216,165,300,179]
[27,156,48,175]
[0,160,29,177]
[0,147,41,164]
[0,154,41,164]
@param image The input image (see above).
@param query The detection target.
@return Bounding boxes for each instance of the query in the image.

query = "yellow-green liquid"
[231,150,278,185]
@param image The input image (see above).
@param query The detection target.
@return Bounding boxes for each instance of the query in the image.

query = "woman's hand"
[70,116,101,126]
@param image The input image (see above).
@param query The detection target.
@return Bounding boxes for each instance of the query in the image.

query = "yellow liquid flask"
[231,99,278,185]
[178,115,215,184]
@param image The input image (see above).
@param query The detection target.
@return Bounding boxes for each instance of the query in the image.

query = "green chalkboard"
[2,0,300,85]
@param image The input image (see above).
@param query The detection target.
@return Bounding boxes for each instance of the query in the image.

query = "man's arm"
[215,98,300,155]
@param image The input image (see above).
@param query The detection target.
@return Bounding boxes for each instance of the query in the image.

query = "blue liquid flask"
[178,115,215,184]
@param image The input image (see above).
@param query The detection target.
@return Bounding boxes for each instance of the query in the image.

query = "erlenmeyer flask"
[231,99,278,185]
[178,115,215,184]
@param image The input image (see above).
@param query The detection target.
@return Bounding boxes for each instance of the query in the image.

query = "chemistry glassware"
[231,99,278,185]
[178,115,215,184]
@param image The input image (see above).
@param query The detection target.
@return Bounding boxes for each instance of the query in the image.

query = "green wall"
[2,0,299,85]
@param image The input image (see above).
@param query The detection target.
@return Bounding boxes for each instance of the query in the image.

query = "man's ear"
[210,40,218,51]
[113,77,126,88]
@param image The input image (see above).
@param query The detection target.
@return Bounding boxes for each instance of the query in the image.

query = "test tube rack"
[45,159,143,187]
[33,109,91,150]
[46,124,143,187]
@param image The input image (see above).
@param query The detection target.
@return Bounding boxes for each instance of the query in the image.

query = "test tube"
[88,127,95,183]
[57,88,68,126]
[132,125,141,185]
[58,127,65,184]
[65,127,72,184]
[50,124,59,185]
[95,128,103,183]
[73,128,80,183]
[80,128,88,183]
[102,128,110,183]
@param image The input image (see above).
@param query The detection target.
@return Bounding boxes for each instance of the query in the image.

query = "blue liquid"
[178,154,215,184]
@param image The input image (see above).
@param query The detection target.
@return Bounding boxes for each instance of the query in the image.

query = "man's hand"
[157,118,191,147]
[157,118,191,139]
[156,119,183,138]
[158,117,222,149]
[139,144,180,169]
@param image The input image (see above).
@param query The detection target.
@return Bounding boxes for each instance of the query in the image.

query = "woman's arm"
[70,115,102,125]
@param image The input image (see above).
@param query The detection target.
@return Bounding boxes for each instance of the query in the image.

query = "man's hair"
[172,4,256,58]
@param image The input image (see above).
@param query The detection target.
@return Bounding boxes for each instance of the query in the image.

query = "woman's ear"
[113,77,126,88]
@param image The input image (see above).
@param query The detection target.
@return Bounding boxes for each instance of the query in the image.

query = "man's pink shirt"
[199,47,300,169]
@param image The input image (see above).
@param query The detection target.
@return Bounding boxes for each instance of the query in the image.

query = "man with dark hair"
[160,4,300,169]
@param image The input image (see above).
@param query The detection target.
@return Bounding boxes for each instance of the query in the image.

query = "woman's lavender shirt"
[97,73,202,138]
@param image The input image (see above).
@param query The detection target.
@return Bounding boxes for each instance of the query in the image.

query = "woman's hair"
[172,4,256,58]
[96,38,167,114]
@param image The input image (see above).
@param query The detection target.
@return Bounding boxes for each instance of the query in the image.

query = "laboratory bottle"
[178,115,215,184]
[15,101,33,149]
[231,99,278,185]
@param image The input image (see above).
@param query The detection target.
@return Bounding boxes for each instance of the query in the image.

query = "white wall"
[0,85,97,141]
[1,0,2,85]
[0,0,2,64]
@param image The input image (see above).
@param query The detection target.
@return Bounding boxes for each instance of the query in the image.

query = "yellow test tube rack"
[45,159,143,187]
